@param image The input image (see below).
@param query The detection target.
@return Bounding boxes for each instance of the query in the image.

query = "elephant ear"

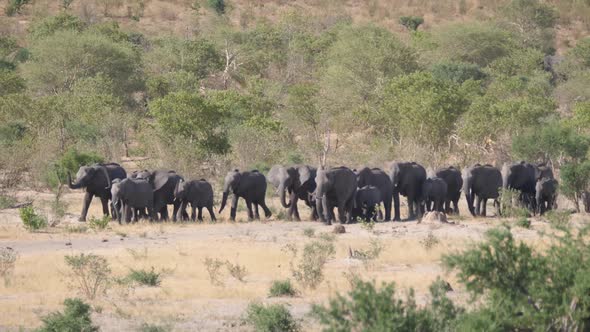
[150,171,171,191]
[298,166,313,185]
[267,165,284,188]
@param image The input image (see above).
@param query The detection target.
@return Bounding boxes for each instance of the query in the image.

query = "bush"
[302,228,315,238]
[225,261,247,282]
[127,267,162,286]
[399,16,424,31]
[560,160,590,212]
[544,210,570,227]
[19,206,47,231]
[269,279,297,297]
[285,236,335,289]
[207,0,225,14]
[5,0,31,16]
[516,217,531,229]
[312,278,461,331]
[499,188,531,218]
[64,253,111,300]
[0,195,16,209]
[245,302,298,332]
[88,215,110,230]
[37,298,98,332]
[203,257,225,286]
[137,323,170,332]
[47,149,104,189]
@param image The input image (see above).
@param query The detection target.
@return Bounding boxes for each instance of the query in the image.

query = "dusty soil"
[0,189,582,331]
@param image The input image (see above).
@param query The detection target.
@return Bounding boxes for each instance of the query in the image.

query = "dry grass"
[0,187,555,329]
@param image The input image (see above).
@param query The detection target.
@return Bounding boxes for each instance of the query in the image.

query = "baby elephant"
[353,185,382,222]
[111,178,155,224]
[174,179,216,222]
[422,177,448,213]
[536,177,558,215]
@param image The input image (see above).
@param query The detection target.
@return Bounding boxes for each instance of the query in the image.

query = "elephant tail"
[463,171,476,217]
[219,192,229,213]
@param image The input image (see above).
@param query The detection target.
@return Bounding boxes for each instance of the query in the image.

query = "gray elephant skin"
[388,162,426,221]
[68,163,127,222]
[174,179,216,222]
[463,164,502,217]
[131,169,186,221]
[219,169,272,221]
[502,161,537,210]
[315,166,357,225]
[422,177,448,213]
[267,165,317,221]
[536,177,558,215]
[436,166,462,214]
[110,178,155,224]
[353,185,382,222]
[357,167,393,221]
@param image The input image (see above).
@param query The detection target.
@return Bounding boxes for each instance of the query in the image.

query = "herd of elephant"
[66,160,558,225]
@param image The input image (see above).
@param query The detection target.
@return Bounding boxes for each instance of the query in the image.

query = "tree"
[37,298,98,332]
[501,0,558,54]
[23,30,142,97]
[149,92,230,157]
[0,70,25,96]
[28,13,86,40]
[380,72,469,150]
[5,0,31,16]
[433,23,516,67]
[319,24,418,134]
[561,161,590,212]
[512,121,590,165]
[207,0,225,15]
[430,61,487,84]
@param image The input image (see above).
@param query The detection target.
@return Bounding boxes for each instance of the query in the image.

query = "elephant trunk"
[67,173,82,189]
[392,191,401,221]
[99,166,112,190]
[463,176,476,217]
[315,193,325,223]
[279,183,291,208]
[219,191,229,213]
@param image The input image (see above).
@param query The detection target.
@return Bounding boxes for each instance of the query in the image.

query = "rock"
[419,211,452,224]
[65,242,72,246]
[333,225,346,234]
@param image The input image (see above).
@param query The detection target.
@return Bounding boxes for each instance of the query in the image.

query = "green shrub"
[245,302,298,332]
[19,206,47,231]
[312,278,461,331]
[5,0,31,16]
[226,261,248,282]
[516,217,531,229]
[64,253,111,300]
[0,195,16,209]
[286,236,335,289]
[127,267,162,286]
[88,215,110,230]
[544,210,570,227]
[399,16,424,31]
[269,279,297,297]
[499,188,531,218]
[36,298,98,332]
[46,149,104,188]
[302,228,315,238]
[207,0,225,14]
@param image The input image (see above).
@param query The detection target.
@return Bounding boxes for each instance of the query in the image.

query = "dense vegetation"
[0,0,589,195]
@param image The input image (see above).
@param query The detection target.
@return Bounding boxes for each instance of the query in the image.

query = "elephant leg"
[159,205,169,222]
[377,207,383,221]
[260,201,272,219]
[383,194,392,222]
[124,204,132,224]
[79,192,94,222]
[177,201,187,221]
[393,192,401,222]
[475,196,482,216]
[254,203,260,220]
[147,205,155,222]
[198,207,203,222]
[453,198,460,215]
[310,204,319,221]
[230,195,239,221]
[482,199,488,217]
[100,197,109,218]
[245,200,254,220]
[172,202,180,222]
[207,206,216,222]
[407,197,415,220]
[291,195,300,221]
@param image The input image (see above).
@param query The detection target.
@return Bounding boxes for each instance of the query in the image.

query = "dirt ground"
[0,189,582,331]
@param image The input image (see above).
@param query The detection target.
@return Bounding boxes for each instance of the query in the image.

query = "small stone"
[65,242,72,246]
[102,239,108,243]
[333,225,346,234]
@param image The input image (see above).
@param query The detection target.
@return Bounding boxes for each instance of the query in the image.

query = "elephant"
[422,177,448,213]
[352,185,382,222]
[535,163,554,180]
[219,169,272,221]
[110,178,155,224]
[536,177,558,215]
[315,166,357,225]
[174,178,216,222]
[131,169,186,221]
[267,165,317,221]
[502,161,537,211]
[463,164,503,217]
[436,166,463,214]
[388,162,426,221]
[68,163,127,222]
[356,167,393,221]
